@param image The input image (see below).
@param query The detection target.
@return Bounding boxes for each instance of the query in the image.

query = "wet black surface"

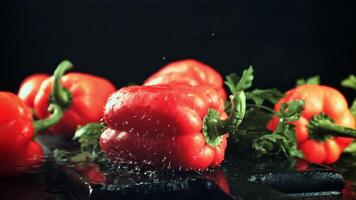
[1,135,356,200]
[58,157,344,200]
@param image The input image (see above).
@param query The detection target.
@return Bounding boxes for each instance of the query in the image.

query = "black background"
[0,2,355,101]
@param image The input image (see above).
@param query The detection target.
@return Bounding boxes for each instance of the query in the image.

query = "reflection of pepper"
[74,164,106,184]
[100,84,246,169]
[267,84,356,164]
[0,92,62,177]
[144,59,227,99]
[34,61,116,136]
[203,168,230,194]
[18,74,49,108]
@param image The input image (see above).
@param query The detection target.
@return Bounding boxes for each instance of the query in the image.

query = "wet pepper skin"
[267,84,355,164]
[100,85,228,169]
[0,92,43,177]
[34,73,116,137]
[18,74,49,108]
[144,59,227,99]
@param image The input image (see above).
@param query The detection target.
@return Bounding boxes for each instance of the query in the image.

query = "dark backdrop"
[0,2,355,101]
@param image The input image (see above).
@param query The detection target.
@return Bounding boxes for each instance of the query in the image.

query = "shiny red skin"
[144,59,227,99]
[267,84,355,164]
[100,85,228,170]
[18,74,49,108]
[0,92,43,177]
[34,72,116,137]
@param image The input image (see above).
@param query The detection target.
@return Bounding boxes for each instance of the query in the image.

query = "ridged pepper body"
[100,85,228,169]
[144,59,227,99]
[18,74,49,108]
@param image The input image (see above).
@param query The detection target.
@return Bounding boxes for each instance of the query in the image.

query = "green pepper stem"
[203,91,247,147]
[52,60,73,108]
[308,113,356,140]
[203,68,252,147]
[34,104,63,133]
[313,120,356,138]
[221,91,246,133]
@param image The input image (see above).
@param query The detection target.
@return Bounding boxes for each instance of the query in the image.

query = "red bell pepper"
[144,59,227,99]
[34,60,116,137]
[18,73,49,108]
[267,84,356,164]
[100,83,246,169]
[0,92,62,177]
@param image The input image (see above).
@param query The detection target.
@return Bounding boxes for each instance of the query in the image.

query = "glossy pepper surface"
[267,84,356,164]
[34,61,116,136]
[0,92,43,177]
[144,59,227,99]
[18,73,49,108]
[100,85,228,169]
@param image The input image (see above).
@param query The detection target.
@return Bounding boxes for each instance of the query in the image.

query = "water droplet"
[162,157,167,162]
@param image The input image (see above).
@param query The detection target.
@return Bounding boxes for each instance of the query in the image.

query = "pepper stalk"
[203,67,253,147]
[51,60,73,109]
[308,113,356,140]
[33,60,73,133]
[33,104,63,133]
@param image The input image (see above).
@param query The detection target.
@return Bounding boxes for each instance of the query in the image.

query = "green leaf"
[296,75,320,86]
[277,100,304,123]
[252,124,303,158]
[221,67,253,137]
[225,73,240,94]
[246,89,283,106]
[57,122,110,165]
[341,74,356,117]
[53,148,101,167]
[341,74,356,90]
[238,108,273,133]
[350,98,356,118]
[252,100,304,158]
[225,66,254,93]
[73,123,105,151]
[53,149,71,164]
[344,141,356,154]
[70,152,93,163]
